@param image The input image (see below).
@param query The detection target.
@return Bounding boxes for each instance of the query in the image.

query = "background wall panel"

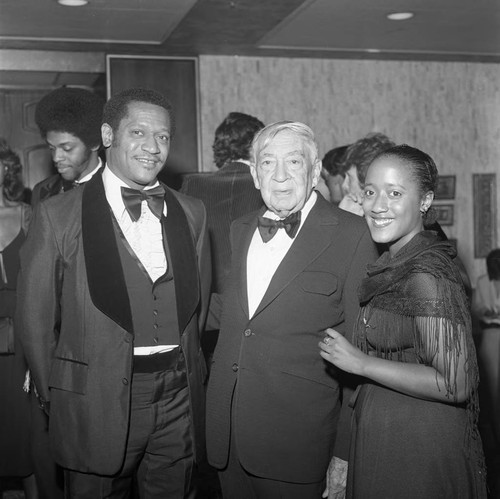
[198,56,500,282]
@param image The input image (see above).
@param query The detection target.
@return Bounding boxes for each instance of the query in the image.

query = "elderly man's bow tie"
[257,211,301,243]
[121,185,165,222]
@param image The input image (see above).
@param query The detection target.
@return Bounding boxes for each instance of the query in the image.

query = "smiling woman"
[321,145,487,498]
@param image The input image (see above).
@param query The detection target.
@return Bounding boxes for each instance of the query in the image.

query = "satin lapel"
[253,197,338,317]
[82,172,133,332]
[162,187,198,335]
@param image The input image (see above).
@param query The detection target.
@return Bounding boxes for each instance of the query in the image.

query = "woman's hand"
[319,328,367,375]
[322,456,348,499]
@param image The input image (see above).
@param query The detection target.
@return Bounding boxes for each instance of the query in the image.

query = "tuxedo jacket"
[181,162,264,293]
[18,171,211,475]
[206,194,378,483]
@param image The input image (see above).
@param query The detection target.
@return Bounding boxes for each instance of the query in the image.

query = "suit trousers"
[65,359,193,499]
[30,393,64,499]
[219,389,324,499]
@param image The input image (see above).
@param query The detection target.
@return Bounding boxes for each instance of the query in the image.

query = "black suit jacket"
[181,162,263,293]
[18,171,211,474]
[206,195,378,483]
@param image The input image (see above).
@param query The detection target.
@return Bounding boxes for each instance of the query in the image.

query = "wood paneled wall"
[198,55,500,283]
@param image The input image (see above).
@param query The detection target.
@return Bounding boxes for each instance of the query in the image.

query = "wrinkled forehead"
[254,129,317,163]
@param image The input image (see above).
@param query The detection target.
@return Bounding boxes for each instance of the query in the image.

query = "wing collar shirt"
[247,190,317,318]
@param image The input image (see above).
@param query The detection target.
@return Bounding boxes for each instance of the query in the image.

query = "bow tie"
[257,211,301,243]
[62,179,80,192]
[121,185,165,222]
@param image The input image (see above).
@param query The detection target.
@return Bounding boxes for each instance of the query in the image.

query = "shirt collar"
[75,158,103,184]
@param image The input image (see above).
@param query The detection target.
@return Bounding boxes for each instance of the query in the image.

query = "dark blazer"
[30,174,64,207]
[181,162,264,293]
[18,171,211,475]
[206,194,378,483]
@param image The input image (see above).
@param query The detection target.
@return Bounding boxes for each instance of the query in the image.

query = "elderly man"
[18,88,210,498]
[206,121,378,498]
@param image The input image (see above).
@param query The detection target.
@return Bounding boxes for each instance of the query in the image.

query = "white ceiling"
[0,0,499,89]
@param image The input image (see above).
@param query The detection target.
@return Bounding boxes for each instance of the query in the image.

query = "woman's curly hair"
[0,140,25,202]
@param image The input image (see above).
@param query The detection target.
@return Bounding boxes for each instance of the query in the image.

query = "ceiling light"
[57,0,89,6]
[387,12,414,21]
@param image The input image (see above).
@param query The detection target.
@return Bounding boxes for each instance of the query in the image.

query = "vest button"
[124,336,131,343]
[244,329,252,337]
[153,337,159,344]
[153,324,159,329]
[153,310,158,316]
[122,378,129,385]
[232,363,239,372]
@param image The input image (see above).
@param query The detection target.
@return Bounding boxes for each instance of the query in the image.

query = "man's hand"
[323,456,348,499]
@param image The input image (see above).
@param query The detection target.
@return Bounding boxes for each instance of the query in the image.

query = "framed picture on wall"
[435,175,456,200]
[434,204,454,226]
[473,173,497,258]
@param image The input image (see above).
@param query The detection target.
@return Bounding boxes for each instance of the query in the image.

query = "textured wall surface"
[199,55,500,283]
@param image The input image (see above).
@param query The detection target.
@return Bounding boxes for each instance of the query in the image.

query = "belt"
[133,347,182,373]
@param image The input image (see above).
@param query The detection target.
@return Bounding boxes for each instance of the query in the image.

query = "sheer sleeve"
[405,271,475,402]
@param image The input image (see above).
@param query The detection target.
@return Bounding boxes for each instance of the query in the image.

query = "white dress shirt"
[246,191,317,318]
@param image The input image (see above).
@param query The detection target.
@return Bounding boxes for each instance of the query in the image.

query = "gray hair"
[251,121,319,165]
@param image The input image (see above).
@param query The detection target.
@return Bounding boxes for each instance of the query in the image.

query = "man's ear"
[101,123,113,148]
[311,159,322,188]
[249,163,261,190]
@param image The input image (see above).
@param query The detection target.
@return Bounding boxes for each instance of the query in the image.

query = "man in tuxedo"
[18,88,211,498]
[206,121,378,498]
[32,87,104,206]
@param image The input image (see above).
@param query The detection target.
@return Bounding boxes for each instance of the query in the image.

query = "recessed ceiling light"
[58,0,89,6]
[387,12,414,21]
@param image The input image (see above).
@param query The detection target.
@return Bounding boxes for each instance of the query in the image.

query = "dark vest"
[113,223,180,347]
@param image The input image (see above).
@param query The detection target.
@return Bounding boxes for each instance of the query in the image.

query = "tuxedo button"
[244,329,252,337]
[232,363,239,372]
[124,336,131,343]
[122,378,129,385]
[153,310,158,316]
[153,324,158,329]
[153,337,159,344]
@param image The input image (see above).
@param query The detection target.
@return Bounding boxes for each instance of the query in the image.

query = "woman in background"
[320,145,486,498]
[0,141,37,498]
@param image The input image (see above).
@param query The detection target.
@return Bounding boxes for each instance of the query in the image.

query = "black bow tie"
[62,179,79,192]
[257,211,301,243]
[121,185,165,222]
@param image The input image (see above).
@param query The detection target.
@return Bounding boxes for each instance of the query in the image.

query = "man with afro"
[32,86,104,206]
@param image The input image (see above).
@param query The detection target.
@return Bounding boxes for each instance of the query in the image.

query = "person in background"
[32,87,104,206]
[320,144,486,498]
[181,111,264,295]
[18,88,211,499]
[338,133,395,216]
[0,142,38,498]
[321,145,350,205]
[28,86,104,499]
[473,248,500,497]
[206,121,378,499]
